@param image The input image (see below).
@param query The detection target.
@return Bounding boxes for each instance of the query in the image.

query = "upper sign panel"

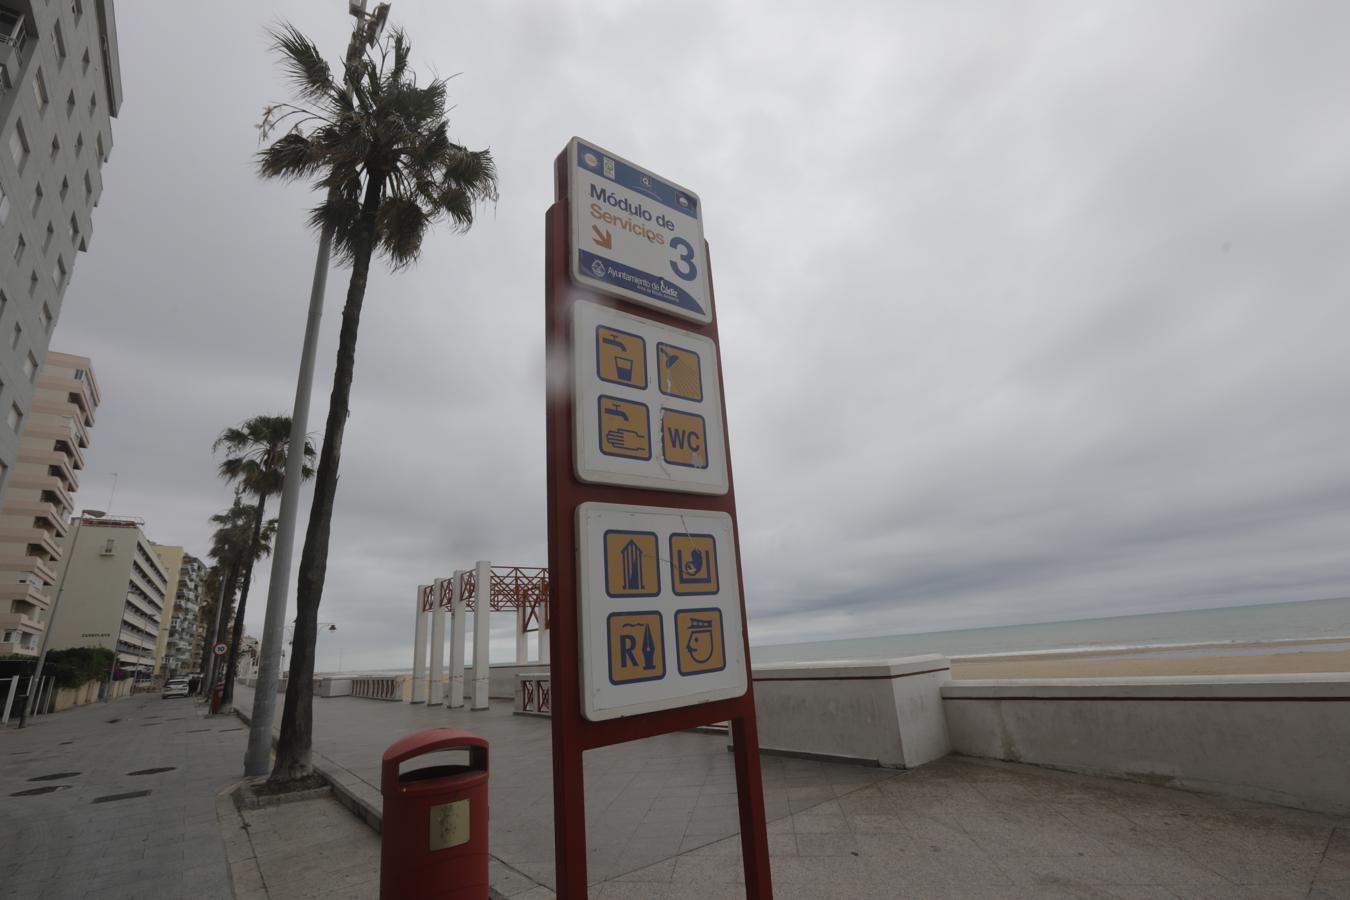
[573,301,728,495]
[567,137,712,325]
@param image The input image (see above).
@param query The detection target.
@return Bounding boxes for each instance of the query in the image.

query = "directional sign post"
[546,138,771,898]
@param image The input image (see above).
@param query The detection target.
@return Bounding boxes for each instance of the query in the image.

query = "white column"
[448,570,466,709]
[411,584,428,704]
[516,604,529,664]
[471,560,491,710]
[429,578,446,706]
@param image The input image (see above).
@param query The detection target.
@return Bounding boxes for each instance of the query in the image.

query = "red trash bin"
[381,729,489,900]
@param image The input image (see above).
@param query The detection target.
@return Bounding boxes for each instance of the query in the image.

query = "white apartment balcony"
[0,554,56,586]
[18,448,78,492]
[0,527,61,564]
[0,639,38,657]
[3,499,71,539]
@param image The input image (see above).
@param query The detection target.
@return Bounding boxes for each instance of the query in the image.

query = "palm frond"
[268,23,337,107]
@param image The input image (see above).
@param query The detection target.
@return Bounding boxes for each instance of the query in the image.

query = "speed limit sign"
[213,642,228,657]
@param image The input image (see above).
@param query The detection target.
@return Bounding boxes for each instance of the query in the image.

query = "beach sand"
[950,647,1350,679]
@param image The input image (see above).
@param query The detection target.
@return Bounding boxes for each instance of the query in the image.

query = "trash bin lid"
[382,728,488,770]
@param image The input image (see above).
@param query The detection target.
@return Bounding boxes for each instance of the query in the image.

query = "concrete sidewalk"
[234,683,1350,899]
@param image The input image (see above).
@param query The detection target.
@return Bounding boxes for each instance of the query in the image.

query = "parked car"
[161,678,190,699]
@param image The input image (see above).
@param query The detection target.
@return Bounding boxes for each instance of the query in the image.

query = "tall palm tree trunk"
[271,176,384,783]
[222,502,267,706]
[204,564,240,692]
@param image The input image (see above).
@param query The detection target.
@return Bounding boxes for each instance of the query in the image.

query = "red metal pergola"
[422,566,550,633]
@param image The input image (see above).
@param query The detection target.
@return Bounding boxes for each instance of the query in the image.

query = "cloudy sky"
[54,1,1349,670]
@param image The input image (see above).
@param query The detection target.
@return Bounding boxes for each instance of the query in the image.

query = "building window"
[66,90,76,117]
[81,47,90,73]
[7,404,22,433]
[95,133,104,163]
[14,234,25,264]
[74,133,83,158]
[89,91,96,115]
[41,303,53,331]
[0,181,8,227]
[33,68,49,112]
[0,289,7,317]
[32,183,43,216]
[83,172,92,199]
[29,271,38,296]
[23,353,36,381]
[9,120,29,170]
[69,213,80,243]
[59,177,69,201]
[73,0,84,21]
[43,222,54,253]
[52,256,65,288]
[50,133,60,160]
[11,323,20,350]
[52,22,66,65]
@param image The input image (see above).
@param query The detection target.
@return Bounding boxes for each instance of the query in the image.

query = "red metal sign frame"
[545,148,772,898]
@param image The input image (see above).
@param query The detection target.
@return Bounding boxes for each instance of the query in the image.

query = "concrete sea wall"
[942,674,1350,816]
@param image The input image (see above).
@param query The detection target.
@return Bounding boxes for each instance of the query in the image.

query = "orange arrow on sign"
[591,225,613,249]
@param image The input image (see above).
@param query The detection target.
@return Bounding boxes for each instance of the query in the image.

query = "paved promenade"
[235,683,1350,899]
[0,693,237,900]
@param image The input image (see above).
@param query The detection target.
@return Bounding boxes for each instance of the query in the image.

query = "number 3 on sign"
[669,237,698,282]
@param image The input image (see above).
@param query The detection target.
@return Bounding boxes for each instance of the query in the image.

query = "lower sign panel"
[578,502,747,721]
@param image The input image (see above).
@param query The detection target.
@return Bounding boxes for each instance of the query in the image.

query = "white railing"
[350,676,401,701]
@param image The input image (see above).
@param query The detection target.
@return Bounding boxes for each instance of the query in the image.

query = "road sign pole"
[544,143,771,897]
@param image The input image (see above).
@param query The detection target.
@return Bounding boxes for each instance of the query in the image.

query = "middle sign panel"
[572,300,729,495]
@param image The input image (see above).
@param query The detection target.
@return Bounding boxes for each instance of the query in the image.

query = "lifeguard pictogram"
[675,608,726,675]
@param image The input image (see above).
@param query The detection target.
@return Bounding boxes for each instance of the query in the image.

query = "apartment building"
[46,515,167,676]
[151,546,206,678]
[0,0,121,507]
[0,349,95,656]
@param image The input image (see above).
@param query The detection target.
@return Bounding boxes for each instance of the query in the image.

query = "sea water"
[750,596,1350,664]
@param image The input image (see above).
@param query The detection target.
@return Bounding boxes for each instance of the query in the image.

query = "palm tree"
[201,499,253,691]
[213,415,315,707]
[257,23,497,782]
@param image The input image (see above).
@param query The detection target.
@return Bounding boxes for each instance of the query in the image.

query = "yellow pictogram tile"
[661,408,708,469]
[603,530,660,598]
[669,533,718,595]
[598,396,650,460]
[597,326,647,389]
[607,611,665,684]
[656,342,703,402]
[675,608,726,676]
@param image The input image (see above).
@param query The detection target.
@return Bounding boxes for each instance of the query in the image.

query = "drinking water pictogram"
[597,326,647,389]
[657,342,702,402]
[606,611,665,684]
[603,530,659,597]
[675,608,726,675]
[670,533,718,595]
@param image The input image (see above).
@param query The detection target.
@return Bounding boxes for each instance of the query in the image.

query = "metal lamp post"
[245,0,390,778]
[21,509,105,725]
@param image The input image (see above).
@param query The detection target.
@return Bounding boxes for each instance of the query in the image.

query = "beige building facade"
[0,350,96,656]
[151,545,206,677]
[47,515,167,674]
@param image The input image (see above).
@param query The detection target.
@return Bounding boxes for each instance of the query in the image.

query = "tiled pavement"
[234,684,1350,899]
[0,692,238,900]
